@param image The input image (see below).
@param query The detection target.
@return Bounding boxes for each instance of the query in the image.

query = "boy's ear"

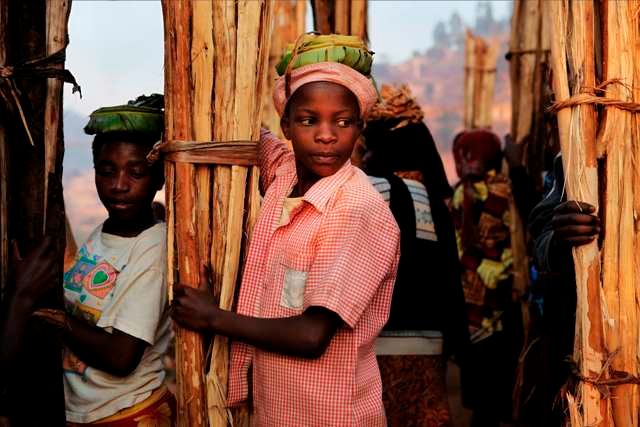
[280,115,291,140]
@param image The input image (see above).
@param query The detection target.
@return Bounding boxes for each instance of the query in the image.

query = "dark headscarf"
[453,128,503,178]
[364,119,453,202]
[363,119,469,359]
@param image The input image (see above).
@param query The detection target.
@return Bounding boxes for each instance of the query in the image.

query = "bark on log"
[161,2,273,425]
[0,0,69,424]
[547,1,608,425]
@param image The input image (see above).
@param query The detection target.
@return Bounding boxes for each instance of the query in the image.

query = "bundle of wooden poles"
[463,30,498,130]
[311,0,367,41]
[161,1,274,426]
[547,1,640,425]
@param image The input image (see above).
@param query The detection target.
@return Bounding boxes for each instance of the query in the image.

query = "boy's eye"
[95,165,114,176]
[336,119,353,128]
[129,167,148,178]
[298,117,314,126]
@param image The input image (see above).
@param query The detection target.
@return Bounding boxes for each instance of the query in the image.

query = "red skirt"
[67,386,176,427]
[378,355,452,427]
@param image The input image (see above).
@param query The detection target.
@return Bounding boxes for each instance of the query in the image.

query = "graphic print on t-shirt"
[63,242,120,380]
[64,245,119,323]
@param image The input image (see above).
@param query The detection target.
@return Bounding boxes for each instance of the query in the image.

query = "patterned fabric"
[227,129,400,426]
[378,355,451,427]
[66,386,175,426]
[369,176,437,241]
[451,171,514,343]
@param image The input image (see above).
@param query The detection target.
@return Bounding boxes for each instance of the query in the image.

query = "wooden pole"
[311,0,332,34]
[311,0,367,41]
[599,1,638,425]
[162,2,207,425]
[162,2,273,425]
[349,0,367,42]
[0,0,69,424]
[547,1,608,425]
[263,0,306,137]
[463,30,498,130]
[43,0,70,229]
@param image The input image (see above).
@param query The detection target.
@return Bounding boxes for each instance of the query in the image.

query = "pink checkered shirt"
[227,129,400,426]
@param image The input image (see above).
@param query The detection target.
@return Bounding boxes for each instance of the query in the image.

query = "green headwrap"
[275,34,373,77]
[84,94,164,137]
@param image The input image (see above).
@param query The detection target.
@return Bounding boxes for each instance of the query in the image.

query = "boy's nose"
[113,172,129,192]
[315,123,337,144]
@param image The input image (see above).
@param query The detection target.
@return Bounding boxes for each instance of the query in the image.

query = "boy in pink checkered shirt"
[172,37,400,426]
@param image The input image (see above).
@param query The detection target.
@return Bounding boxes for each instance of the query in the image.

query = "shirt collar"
[301,160,354,213]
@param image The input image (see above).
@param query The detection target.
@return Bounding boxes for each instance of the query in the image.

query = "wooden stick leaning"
[43,0,71,229]
[463,30,497,130]
[547,1,608,425]
[599,2,638,425]
[207,3,273,426]
[162,2,207,425]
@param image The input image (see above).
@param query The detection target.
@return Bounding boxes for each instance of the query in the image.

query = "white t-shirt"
[62,222,171,423]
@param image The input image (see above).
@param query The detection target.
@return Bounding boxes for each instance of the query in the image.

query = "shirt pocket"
[280,267,308,310]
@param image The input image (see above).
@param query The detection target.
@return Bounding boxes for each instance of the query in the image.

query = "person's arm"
[171,283,341,359]
[0,238,57,417]
[61,318,148,377]
[32,306,149,377]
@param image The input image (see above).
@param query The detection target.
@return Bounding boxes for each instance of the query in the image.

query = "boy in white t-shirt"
[34,95,173,425]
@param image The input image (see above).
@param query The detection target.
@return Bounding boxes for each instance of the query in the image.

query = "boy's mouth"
[107,200,134,210]
[310,153,340,164]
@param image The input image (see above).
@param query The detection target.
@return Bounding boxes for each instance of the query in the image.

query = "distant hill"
[62,3,513,240]
[373,4,511,181]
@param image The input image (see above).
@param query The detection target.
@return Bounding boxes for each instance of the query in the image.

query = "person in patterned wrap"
[450,129,523,427]
[355,84,469,427]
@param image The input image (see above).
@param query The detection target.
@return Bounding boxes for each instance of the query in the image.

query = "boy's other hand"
[171,284,219,332]
[551,201,600,247]
[11,237,57,306]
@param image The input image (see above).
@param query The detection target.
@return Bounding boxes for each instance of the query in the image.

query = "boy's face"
[94,141,161,224]
[281,82,362,181]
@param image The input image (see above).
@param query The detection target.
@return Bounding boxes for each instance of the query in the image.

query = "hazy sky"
[60,0,511,241]
[62,1,511,116]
